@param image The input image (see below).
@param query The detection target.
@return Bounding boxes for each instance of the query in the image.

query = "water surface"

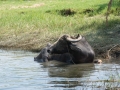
[0,49,120,90]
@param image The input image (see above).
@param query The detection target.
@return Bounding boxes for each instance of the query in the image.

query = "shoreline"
[0,32,120,60]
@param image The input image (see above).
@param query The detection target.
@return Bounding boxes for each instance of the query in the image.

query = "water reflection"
[45,62,96,88]
[47,62,95,78]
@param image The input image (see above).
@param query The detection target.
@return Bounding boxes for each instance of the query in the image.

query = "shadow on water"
[46,62,95,78]
[38,61,95,89]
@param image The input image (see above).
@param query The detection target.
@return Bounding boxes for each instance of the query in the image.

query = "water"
[0,49,120,90]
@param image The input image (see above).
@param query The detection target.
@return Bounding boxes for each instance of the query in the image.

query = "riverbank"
[0,0,120,59]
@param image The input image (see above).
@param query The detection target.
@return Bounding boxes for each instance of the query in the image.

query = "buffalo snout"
[34,57,48,62]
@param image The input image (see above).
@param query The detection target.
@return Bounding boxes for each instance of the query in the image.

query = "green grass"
[0,0,120,57]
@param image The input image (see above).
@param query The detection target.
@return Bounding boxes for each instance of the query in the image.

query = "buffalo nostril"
[47,49,50,53]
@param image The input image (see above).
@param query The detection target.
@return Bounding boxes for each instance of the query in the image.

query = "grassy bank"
[0,0,120,58]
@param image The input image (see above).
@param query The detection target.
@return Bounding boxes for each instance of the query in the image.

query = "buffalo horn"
[66,34,82,42]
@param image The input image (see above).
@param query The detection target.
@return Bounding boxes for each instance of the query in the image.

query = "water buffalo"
[47,34,95,64]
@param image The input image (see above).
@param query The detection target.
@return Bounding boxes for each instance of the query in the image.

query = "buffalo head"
[34,43,51,62]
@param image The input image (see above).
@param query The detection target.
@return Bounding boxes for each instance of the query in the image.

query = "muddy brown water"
[0,49,120,90]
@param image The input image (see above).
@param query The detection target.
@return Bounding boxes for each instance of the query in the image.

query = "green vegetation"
[0,0,120,57]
